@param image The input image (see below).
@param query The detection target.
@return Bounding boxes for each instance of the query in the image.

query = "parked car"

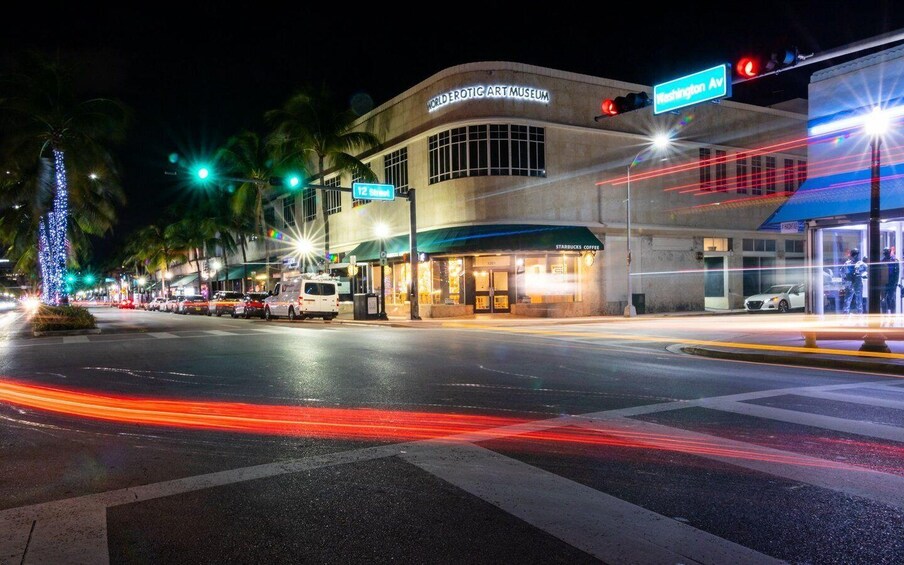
[118,297,136,309]
[163,297,181,313]
[263,276,339,321]
[148,297,167,311]
[208,290,244,317]
[745,283,806,313]
[233,292,268,319]
[177,295,209,315]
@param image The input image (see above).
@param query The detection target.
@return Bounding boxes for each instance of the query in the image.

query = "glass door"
[474,270,510,313]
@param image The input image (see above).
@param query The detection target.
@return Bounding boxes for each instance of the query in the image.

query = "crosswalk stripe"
[706,399,904,443]
[203,330,237,336]
[801,389,904,411]
[62,336,89,344]
[402,442,781,565]
[148,332,178,339]
[574,416,904,510]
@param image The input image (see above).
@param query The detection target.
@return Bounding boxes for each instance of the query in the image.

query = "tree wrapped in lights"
[0,53,129,304]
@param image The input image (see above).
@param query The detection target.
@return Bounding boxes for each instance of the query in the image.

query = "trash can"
[353,293,381,320]
[631,293,646,315]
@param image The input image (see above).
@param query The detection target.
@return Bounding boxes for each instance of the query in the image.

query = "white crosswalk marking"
[148,332,178,339]
[203,330,237,336]
[61,336,89,344]
[402,442,781,565]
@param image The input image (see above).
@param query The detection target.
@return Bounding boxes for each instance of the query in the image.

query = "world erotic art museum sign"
[427,85,551,112]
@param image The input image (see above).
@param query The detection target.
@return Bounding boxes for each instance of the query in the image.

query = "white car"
[745,283,805,313]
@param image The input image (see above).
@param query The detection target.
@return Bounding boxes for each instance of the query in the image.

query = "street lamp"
[861,107,891,353]
[375,223,390,320]
[624,133,672,317]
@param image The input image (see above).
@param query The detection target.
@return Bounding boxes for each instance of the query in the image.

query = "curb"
[32,327,102,337]
[680,345,904,375]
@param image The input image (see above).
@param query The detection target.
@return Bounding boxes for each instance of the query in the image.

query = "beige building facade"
[173,62,811,317]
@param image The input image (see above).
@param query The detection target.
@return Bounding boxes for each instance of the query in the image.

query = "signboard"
[352,182,395,201]
[427,85,550,112]
[780,221,803,234]
[653,64,731,115]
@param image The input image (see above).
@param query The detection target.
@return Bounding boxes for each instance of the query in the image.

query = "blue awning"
[760,162,904,230]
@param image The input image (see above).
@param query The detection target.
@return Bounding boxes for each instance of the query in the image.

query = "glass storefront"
[370,252,583,311]
[812,220,903,315]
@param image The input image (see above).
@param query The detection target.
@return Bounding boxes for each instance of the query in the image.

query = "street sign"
[352,182,395,201]
[380,258,388,266]
[780,221,803,234]
[380,251,387,259]
[653,64,731,115]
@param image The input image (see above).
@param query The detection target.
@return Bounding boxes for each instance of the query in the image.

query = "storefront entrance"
[474,270,510,313]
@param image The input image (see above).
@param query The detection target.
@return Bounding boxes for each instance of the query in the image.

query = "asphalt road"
[1,307,903,564]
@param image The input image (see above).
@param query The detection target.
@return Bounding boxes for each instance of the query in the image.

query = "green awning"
[170,273,198,287]
[344,224,602,261]
[226,258,279,280]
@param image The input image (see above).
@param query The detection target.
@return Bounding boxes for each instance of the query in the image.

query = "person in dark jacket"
[880,247,900,314]
[841,248,867,315]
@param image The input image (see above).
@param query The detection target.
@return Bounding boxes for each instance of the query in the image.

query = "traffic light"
[736,46,800,79]
[597,91,651,118]
[191,163,213,183]
[269,174,303,189]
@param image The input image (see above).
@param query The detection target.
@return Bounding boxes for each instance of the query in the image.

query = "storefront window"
[517,254,578,304]
[431,258,464,304]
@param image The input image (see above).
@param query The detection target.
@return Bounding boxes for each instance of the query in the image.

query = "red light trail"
[0,379,899,474]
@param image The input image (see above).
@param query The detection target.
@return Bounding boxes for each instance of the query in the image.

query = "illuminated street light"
[861,107,892,353]
[624,134,672,317]
[295,238,314,255]
[137,276,147,286]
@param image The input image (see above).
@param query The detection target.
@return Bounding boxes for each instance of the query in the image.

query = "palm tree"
[265,83,380,264]
[0,52,129,303]
[214,130,291,290]
[125,223,183,296]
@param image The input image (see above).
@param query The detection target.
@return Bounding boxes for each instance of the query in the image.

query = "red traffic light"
[736,57,759,79]
[601,98,619,116]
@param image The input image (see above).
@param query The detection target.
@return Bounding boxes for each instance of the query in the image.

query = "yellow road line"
[439,323,904,361]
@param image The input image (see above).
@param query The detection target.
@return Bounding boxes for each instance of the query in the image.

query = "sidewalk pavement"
[328,311,904,376]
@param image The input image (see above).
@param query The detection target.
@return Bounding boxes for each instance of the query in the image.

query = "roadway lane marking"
[704,399,904,444]
[203,330,237,336]
[249,327,286,334]
[148,332,178,339]
[799,389,904,411]
[402,442,781,565]
[573,417,904,510]
[61,336,89,344]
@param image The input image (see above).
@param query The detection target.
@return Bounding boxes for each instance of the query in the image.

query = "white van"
[263,276,340,321]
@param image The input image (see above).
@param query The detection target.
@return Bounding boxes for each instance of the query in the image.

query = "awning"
[759,163,904,230]
[170,273,198,287]
[226,258,280,280]
[344,224,603,261]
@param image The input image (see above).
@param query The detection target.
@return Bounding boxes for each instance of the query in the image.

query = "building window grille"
[302,185,316,221]
[751,155,763,195]
[324,176,342,215]
[429,124,545,184]
[699,148,712,191]
[384,147,409,195]
[282,196,295,227]
[715,149,727,191]
[765,156,776,194]
[736,153,748,194]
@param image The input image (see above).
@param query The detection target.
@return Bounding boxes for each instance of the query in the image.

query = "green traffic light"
[287,176,301,188]
[197,167,210,180]
[65,273,77,284]
[83,274,96,285]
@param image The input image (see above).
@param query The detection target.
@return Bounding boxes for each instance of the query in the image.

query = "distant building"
[170,62,808,316]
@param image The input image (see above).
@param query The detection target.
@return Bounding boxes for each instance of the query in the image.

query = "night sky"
[2,2,902,265]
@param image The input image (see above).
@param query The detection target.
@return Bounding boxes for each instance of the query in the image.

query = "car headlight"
[767,296,779,302]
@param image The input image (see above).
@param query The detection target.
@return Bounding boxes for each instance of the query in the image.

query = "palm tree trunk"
[259,188,270,292]
[194,249,203,296]
[319,155,329,268]
[222,248,229,292]
[240,233,248,293]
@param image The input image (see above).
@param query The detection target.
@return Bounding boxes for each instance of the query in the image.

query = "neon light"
[427,85,551,112]
[809,104,904,136]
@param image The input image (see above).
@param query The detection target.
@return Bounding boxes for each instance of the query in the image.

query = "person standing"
[880,247,900,314]
[841,248,867,316]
